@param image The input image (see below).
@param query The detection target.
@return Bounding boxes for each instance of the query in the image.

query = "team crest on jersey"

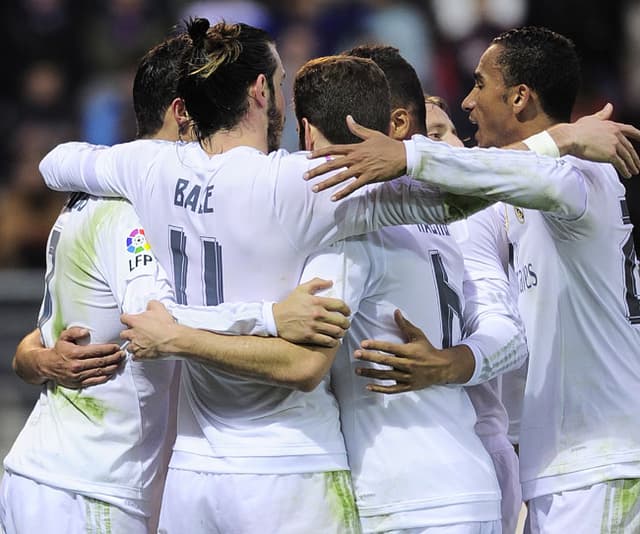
[514,207,525,223]
[126,228,151,254]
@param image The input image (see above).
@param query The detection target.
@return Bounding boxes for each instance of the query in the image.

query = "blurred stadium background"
[1,0,639,476]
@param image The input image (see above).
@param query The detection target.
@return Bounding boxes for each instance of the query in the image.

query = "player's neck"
[201,119,268,156]
[515,114,558,144]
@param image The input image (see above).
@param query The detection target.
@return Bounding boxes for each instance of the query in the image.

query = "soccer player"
[426,93,524,534]
[328,45,525,532]
[296,53,513,533]
[308,27,640,533]
[38,18,624,532]
[0,34,352,534]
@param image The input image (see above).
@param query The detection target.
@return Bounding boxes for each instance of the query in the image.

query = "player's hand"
[274,278,351,347]
[551,103,640,178]
[303,115,407,201]
[120,300,177,360]
[354,310,474,394]
[46,327,124,389]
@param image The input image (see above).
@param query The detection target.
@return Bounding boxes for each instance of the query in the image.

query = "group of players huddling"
[1,15,640,534]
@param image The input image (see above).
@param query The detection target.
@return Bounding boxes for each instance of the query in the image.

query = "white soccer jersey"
[4,195,177,518]
[301,225,502,530]
[3,195,280,517]
[404,135,640,500]
[39,140,479,474]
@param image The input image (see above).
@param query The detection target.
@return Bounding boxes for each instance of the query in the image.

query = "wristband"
[522,130,560,158]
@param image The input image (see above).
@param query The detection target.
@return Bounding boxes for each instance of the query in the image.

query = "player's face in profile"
[425,103,463,148]
[267,46,286,152]
[461,44,516,148]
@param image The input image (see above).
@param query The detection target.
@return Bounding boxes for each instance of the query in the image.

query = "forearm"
[404,135,584,216]
[13,329,51,385]
[461,284,529,385]
[439,344,476,384]
[155,323,334,391]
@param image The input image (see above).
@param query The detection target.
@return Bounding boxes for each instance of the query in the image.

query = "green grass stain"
[51,383,107,423]
[619,479,640,516]
[601,479,640,534]
[50,200,127,341]
[325,470,361,533]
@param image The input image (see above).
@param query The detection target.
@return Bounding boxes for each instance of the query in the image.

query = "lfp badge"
[126,228,151,254]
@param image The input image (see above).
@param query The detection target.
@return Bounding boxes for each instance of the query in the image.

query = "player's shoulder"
[560,155,622,192]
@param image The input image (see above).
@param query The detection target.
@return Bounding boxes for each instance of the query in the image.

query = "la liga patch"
[126,228,151,254]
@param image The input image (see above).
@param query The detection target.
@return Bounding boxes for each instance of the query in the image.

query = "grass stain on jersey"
[52,384,107,423]
[325,470,361,533]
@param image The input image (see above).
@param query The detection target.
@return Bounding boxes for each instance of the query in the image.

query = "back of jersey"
[308,224,500,527]
[131,144,347,473]
[4,195,176,516]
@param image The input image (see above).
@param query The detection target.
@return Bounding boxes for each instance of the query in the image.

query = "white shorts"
[0,471,148,534]
[373,520,501,534]
[158,468,360,533]
[489,445,521,534]
[525,479,640,534]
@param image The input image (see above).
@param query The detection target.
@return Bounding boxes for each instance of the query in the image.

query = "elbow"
[291,357,329,392]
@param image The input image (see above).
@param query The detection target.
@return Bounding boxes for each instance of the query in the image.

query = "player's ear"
[250,74,269,109]
[302,118,314,151]
[389,108,411,141]
[512,84,532,114]
[172,98,190,137]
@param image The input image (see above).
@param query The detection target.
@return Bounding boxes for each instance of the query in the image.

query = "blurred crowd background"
[0,0,639,269]
[0,0,639,463]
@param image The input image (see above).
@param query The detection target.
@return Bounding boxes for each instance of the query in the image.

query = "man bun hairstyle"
[179,18,277,141]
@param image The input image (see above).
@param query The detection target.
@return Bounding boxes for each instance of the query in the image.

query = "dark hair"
[491,26,580,122]
[133,34,190,138]
[343,44,426,135]
[294,56,390,147]
[179,18,277,141]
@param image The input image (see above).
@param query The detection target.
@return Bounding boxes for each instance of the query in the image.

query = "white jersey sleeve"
[404,135,587,219]
[40,142,484,255]
[450,207,528,385]
[168,301,276,337]
[39,140,170,203]
[276,153,483,251]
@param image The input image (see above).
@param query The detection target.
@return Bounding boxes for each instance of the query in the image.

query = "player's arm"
[302,106,640,200]
[277,154,490,255]
[355,209,528,393]
[353,309,477,393]
[38,140,156,200]
[452,210,528,384]
[13,328,124,388]
[169,278,351,347]
[122,301,337,392]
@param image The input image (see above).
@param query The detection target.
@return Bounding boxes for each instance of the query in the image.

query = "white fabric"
[39,140,470,475]
[502,159,640,500]
[404,138,640,502]
[522,131,560,159]
[450,210,528,386]
[525,479,640,534]
[301,224,501,530]
[2,195,277,520]
[0,470,148,534]
[158,468,360,534]
[365,520,501,534]
[3,196,177,518]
